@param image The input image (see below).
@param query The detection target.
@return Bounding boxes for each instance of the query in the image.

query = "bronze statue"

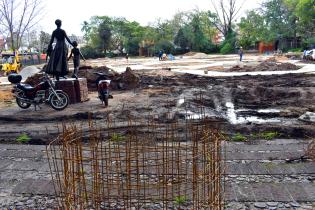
[68,41,85,79]
[46,19,73,80]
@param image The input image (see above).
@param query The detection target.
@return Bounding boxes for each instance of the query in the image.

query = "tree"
[39,31,50,53]
[0,0,43,50]
[208,0,245,38]
[285,0,315,37]
[238,10,271,48]
[174,28,189,49]
[98,21,112,53]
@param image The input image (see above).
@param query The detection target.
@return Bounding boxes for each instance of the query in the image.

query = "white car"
[303,49,315,60]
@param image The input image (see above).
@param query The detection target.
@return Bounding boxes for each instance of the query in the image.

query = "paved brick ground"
[0,139,314,204]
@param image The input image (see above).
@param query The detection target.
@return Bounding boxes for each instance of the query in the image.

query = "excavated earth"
[0,70,314,142]
[0,55,315,209]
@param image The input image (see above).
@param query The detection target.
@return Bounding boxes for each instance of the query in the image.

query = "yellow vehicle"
[1,51,21,75]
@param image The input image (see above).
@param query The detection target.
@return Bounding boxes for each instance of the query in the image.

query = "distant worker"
[125,53,129,63]
[68,41,85,79]
[239,47,244,62]
[158,50,163,61]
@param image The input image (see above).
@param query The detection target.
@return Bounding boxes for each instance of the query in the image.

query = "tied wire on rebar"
[46,92,226,210]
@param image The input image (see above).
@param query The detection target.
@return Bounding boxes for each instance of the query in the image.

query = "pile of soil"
[191,53,209,59]
[112,67,140,90]
[228,61,301,72]
[78,65,140,90]
[184,52,198,56]
[266,56,289,62]
[24,73,44,86]
[256,61,300,71]
[0,90,13,101]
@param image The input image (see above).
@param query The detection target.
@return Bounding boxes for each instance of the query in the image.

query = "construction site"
[0,52,314,209]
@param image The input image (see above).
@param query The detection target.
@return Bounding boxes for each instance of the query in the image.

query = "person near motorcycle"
[45,19,74,81]
[68,41,86,79]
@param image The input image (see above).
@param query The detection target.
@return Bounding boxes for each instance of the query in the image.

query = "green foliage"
[220,42,234,54]
[155,40,175,54]
[80,46,104,59]
[16,134,31,144]
[110,133,126,142]
[174,195,187,205]
[231,133,247,142]
[260,131,279,140]
[81,10,218,56]
[288,48,302,52]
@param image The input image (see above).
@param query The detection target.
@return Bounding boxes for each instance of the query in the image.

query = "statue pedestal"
[55,78,89,104]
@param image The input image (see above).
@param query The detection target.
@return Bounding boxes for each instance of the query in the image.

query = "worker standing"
[239,47,244,62]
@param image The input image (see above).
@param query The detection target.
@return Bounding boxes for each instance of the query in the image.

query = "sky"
[39,0,263,36]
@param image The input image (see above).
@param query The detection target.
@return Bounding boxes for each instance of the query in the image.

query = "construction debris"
[228,61,301,72]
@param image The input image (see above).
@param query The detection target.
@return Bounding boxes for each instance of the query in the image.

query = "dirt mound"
[184,52,198,56]
[266,56,289,62]
[228,61,301,72]
[119,67,140,89]
[255,61,300,71]
[78,65,118,89]
[0,90,13,101]
[191,53,209,59]
[24,73,44,86]
[78,65,140,90]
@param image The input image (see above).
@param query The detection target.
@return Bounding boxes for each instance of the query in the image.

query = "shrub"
[80,46,104,59]
[220,42,234,54]
[232,133,247,142]
[155,40,175,54]
[16,134,31,143]
[110,133,126,142]
[260,131,279,140]
[174,195,187,205]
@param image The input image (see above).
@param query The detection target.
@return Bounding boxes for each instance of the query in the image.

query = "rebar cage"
[46,117,225,210]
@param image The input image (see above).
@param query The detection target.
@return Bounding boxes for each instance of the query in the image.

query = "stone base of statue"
[55,78,89,104]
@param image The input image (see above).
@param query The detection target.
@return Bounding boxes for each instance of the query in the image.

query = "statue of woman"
[46,19,73,80]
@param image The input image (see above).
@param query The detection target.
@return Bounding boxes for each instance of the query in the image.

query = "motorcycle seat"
[17,83,35,92]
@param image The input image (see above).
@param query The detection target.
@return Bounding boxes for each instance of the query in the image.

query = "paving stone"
[286,183,311,202]
[226,163,243,174]
[266,202,279,207]
[290,202,301,207]
[249,162,269,174]
[234,184,256,202]
[254,202,267,208]
[301,183,315,201]
[267,183,292,202]
[251,183,274,201]
[224,183,238,201]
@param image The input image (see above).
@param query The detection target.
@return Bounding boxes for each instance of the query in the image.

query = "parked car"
[303,49,315,60]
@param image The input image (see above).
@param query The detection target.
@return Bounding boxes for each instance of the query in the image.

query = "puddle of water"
[225,102,282,124]
[177,98,185,107]
[257,109,281,113]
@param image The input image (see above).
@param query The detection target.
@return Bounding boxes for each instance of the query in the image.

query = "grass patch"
[260,131,279,140]
[110,133,126,142]
[16,133,31,144]
[174,195,187,205]
[231,133,247,142]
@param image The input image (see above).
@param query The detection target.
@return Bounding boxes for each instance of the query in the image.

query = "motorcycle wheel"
[49,91,69,111]
[102,94,108,107]
[16,98,31,109]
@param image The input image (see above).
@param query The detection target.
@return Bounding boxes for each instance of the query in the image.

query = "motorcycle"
[8,73,69,111]
[94,72,112,107]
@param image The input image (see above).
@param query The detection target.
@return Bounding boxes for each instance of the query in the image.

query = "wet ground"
[0,53,315,208]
